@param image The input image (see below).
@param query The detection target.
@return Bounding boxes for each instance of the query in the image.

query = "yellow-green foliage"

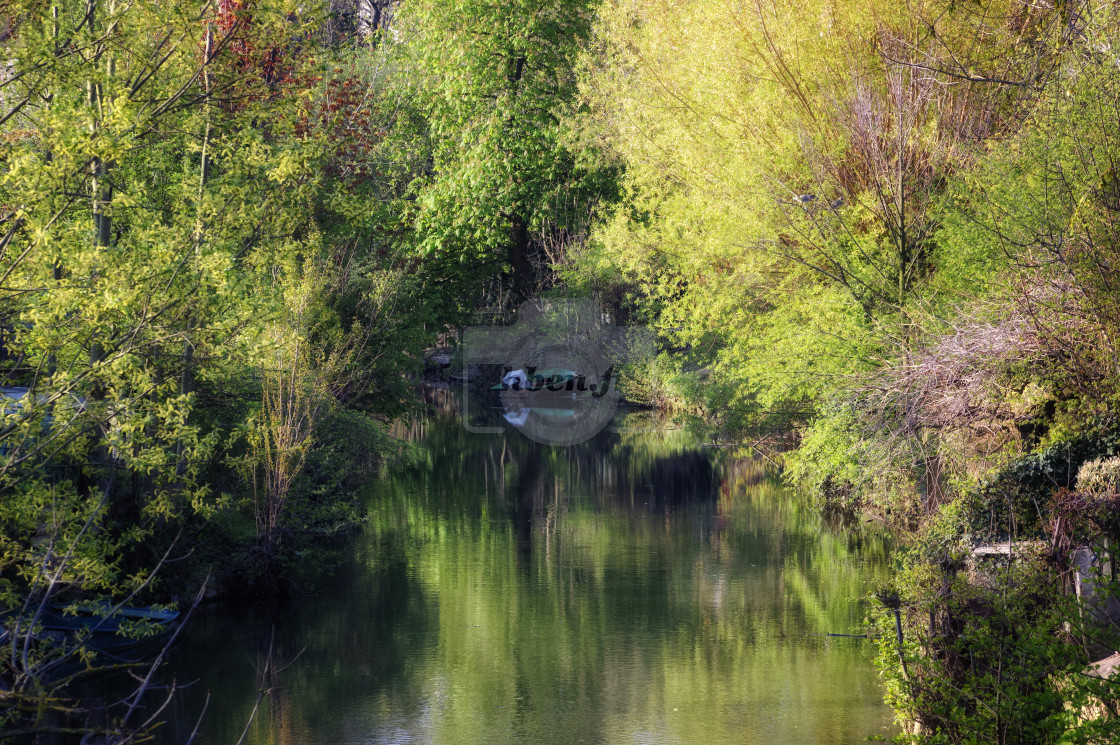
[575,0,1120,502]
[1077,457,1120,496]
[0,0,390,600]
[578,0,914,434]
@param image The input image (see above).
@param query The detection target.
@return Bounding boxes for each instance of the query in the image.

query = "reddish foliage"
[209,0,302,105]
[295,72,387,186]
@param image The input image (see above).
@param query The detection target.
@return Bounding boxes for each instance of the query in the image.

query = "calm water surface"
[156,401,896,744]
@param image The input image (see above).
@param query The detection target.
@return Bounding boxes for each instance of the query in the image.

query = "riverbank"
[180,404,425,602]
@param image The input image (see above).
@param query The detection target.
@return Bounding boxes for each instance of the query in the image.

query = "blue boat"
[3,602,180,655]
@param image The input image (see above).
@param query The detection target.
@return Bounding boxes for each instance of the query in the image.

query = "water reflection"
[155,392,895,744]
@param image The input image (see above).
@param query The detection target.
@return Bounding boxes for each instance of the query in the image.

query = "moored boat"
[2,602,180,655]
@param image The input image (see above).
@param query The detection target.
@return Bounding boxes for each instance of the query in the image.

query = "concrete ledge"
[1088,652,1120,679]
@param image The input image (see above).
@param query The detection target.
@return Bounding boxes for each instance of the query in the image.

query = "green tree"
[0,0,344,735]
[395,0,610,308]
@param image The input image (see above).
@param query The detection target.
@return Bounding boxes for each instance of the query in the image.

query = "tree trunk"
[508,215,534,301]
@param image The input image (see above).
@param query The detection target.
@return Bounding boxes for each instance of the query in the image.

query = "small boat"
[526,407,577,421]
[491,368,580,391]
[4,602,180,655]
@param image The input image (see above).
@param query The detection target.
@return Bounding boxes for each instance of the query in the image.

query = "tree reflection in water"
[154,389,895,745]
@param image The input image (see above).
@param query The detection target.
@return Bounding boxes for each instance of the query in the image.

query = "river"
[154,396,896,744]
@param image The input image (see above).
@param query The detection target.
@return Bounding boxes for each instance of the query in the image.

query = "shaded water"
[155,401,896,744]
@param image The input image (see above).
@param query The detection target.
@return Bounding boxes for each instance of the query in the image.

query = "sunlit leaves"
[393,0,605,301]
[0,0,332,600]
